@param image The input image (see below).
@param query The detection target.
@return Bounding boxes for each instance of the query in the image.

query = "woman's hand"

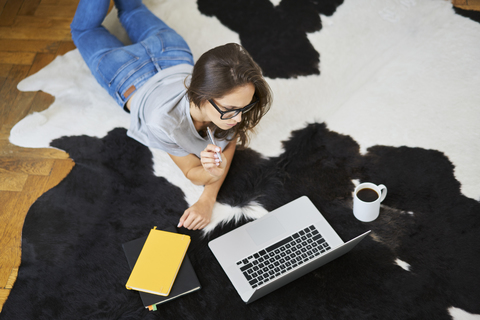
[177,196,215,230]
[168,140,235,186]
[200,144,227,179]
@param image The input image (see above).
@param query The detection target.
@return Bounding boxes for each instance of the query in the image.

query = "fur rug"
[2,0,480,319]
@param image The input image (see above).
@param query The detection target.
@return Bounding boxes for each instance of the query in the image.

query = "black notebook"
[122,227,201,309]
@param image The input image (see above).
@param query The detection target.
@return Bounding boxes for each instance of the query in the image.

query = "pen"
[206,127,222,163]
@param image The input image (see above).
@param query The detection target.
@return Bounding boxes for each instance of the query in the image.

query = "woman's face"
[204,83,255,131]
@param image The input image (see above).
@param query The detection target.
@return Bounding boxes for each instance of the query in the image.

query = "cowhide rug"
[2,0,480,319]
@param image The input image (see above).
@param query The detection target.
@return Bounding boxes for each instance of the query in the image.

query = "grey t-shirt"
[127,64,232,158]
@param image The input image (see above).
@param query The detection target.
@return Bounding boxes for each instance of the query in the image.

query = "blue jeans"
[70,0,194,109]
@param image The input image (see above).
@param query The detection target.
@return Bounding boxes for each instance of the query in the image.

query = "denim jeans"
[70,0,194,109]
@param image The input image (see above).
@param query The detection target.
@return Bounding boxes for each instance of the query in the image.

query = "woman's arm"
[169,139,237,230]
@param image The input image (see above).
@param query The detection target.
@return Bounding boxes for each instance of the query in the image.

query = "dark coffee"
[357,188,379,202]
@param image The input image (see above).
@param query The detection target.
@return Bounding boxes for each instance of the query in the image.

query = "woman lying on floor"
[70,0,272,230]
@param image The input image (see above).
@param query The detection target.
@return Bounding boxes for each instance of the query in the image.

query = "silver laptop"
[208,196,370,304]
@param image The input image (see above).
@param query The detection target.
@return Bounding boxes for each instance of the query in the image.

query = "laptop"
[208,196,370,304]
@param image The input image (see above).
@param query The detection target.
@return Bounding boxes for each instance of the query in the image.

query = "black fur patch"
[2,124,479,319]
[197,0,344,79]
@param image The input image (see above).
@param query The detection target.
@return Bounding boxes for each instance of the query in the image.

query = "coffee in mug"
[356,188,379,202]
[353,182,387,222]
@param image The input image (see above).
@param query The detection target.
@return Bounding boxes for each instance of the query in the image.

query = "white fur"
[449,307,480,320]
[395,258,411,271]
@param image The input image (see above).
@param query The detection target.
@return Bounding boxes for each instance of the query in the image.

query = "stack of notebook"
[123,226,201,311]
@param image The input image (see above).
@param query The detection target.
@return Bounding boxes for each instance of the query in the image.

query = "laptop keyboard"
[236,225,331,289]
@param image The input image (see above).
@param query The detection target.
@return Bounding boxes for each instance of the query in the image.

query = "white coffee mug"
[353,182,387,222]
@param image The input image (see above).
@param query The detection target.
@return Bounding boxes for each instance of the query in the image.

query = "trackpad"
[246,216,286,246]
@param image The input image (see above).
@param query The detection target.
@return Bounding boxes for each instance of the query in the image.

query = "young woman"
[70,0,272,230]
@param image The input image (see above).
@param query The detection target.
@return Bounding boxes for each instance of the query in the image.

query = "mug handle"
[377,184,387,202]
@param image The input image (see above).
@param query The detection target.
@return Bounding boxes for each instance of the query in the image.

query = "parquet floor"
[0,0,479,314]
[0,0,80,312]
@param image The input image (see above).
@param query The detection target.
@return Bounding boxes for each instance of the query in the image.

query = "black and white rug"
[3,0,480,319]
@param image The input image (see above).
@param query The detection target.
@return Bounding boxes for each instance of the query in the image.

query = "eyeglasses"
[208,98,259,120]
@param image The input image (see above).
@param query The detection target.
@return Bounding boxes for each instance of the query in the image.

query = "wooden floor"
[453,0,480,10]
[0,0,479,314]
[0,0,79,312]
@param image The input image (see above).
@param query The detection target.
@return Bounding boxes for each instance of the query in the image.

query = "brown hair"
[186,43,272,148]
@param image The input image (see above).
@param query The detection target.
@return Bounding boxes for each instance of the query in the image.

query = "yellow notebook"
[125,227,191,296]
